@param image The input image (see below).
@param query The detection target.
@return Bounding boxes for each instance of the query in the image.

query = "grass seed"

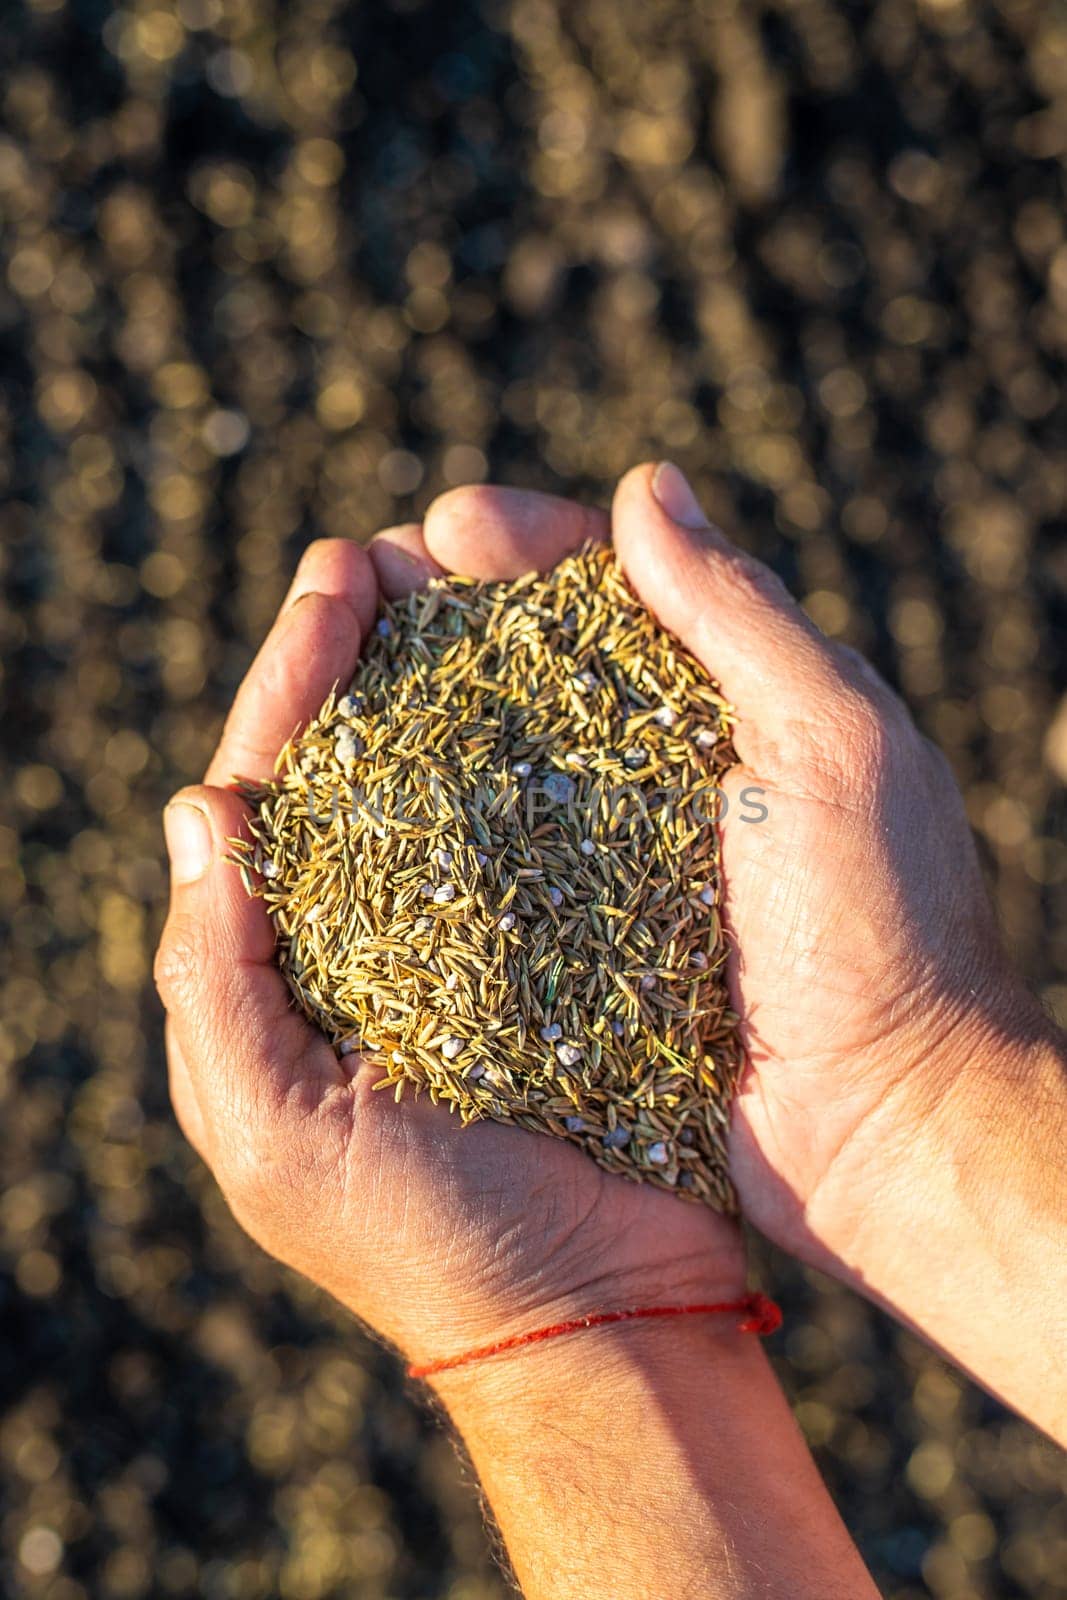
[231,544,743,1210]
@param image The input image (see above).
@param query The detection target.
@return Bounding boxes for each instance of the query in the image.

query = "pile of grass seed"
[231,544,742,1210]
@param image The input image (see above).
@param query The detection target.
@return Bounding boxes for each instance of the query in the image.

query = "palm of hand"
[270,1067,741,1358]
[718,696,1014,1266]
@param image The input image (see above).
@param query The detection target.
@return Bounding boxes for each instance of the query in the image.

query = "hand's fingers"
[423,485,608,578]
[612,463,869,768]
[368,523,445,598]
[155,785,341,1199]
[205,538,377,786]
[278,537,379,638]
[165,1017,210,1163]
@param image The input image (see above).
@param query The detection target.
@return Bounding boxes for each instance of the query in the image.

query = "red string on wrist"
[407,1291,782,1379]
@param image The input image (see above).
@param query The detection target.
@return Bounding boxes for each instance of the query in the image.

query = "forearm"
[816,1018,1067,1442]
[432,1315,878,1600]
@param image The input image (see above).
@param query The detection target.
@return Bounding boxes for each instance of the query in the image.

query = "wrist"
[426,1281,880,1600]
[924,1012,1067,1240]
[423,1257,752,1420]
[397,1199,748,1385]
[430,1285,768,1474]
[805,1001,1067,1435]
[807,985,1065,1272]
[927,990,1067,1154]
[897,1023,1065,1261]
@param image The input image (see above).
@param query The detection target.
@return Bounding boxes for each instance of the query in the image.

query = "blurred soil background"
[2,0,1067,1594]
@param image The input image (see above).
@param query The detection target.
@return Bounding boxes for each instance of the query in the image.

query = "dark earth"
[2,0,1066,1595]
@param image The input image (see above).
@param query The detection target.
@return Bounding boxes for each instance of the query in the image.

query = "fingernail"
[371,531,423,569]
[383,544,421,569]
[284,567,326,610]
[164,801,212,885]
[651,462,709,531]
[369,539,424,582]
[285,588,327,616]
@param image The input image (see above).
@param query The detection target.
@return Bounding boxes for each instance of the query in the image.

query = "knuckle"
[831,639,899,708]
[724,547,794,611]
[839,687,894,771]
[812,682,898,800]
[834,642,874,680]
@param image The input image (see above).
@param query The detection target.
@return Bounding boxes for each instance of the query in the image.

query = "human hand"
[154,495,746,1372]
[612,462,1067,1435]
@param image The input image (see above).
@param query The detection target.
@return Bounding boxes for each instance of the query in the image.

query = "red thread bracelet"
[407,1291,782,1379]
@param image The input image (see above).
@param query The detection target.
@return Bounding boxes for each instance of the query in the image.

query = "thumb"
[612,463,849,768]
[156,786,341,1194]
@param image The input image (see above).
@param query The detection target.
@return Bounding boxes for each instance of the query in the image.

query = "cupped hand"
[154,492,746,1370]
[611,463,1054,1279]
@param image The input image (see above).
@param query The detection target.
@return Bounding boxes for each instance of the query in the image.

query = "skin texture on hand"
[613,464,1037,1231]
[613,462,1067,1440]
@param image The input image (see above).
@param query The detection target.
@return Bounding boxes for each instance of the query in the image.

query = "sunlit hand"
[154,494,745,1372]
[612,462,1067,1438]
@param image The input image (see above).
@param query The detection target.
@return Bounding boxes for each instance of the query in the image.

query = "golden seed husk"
[231,543,743,1209]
